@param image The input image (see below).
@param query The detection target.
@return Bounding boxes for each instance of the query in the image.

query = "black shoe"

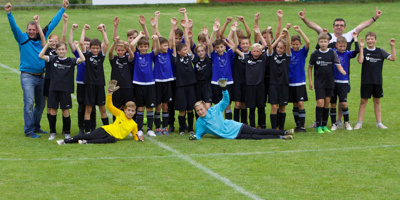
[78,129,85,135]
[299,127,307,133]
[294,127,301,132]
[169,125,175,133]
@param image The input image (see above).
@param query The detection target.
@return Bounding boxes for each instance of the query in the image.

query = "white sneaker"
[336,120,343,129]
[308,121,317,128]
[354,123,362,130]
[78,139,88,144]
[128,133,133,137]
[64,134,71,139]
[331,124,338,131]
[56,140,65,145]
[136,130,144,142]
[147,130,156,137]
[376,124,388,129]
[48,133,56,140]
[345,122,353,130]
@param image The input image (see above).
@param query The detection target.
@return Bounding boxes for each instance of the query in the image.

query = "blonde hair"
[318,33,330,41]
[125,101,136,110]
[194,101,206,108]
[251,43,262,51]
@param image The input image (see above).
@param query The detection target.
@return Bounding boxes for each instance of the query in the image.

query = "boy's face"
[276,41,285,55]
[198,39,207,46]
[177,46,188,57]
[196,47,206,58]
[251,47,262,59]
[115,46,127,57]
[195,105,207,118]
[49,36,60,50]
[318,39,329,50]
[26,24,38,39]
[175,34,183,45]
[56,44,67,58]
[291,40,302,52]
[84,41,91,51]
[240,39,250,52]
[263,33,273,42]
[90,45,101,55]
[160,42,169,53]
[124,107,136,119]
[127,33,138,44]
[366,35,377,48]
[215,43,226,56]
[333,21,345,36]
[138,44,149,55]
[335,42,347,53]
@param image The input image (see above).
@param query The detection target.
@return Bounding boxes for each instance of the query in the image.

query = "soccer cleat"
[336,120,343,129]
[308,121,317,128]
[322,126,331,133]
[147,130,156,137]
[78,140,88,144]
[48,133,56,140]
[345,122,353,130]
[354,123,362,130]
[282,135,293,140]
[294,127,301,133]
[155,129,162,135]
[86,131,91,135]
[56,140,65,145]
[189,131,195,135]
[64,133,71,139]
[299,127,307,133]
[78,129,85,135]
[136,130,144,142]
[331,124,338,131]
[284,129,294,135]
[162,127,169,136]
[26,133,40,138]
[316,127,324,134]
[34,129,48,134]
[376,124,388,129]
[179,131,185,135]
[169,125,175,133]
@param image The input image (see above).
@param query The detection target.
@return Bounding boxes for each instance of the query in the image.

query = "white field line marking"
[0,62,262,200]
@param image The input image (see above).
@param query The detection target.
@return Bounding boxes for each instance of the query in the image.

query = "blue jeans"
[20,72,45,136]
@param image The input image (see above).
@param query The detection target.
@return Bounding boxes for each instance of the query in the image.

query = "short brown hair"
[125,101,136,109]
[336,36,347,44]
[176,43,187,52]
[159,37,168,45]
[194,44,206,54]
[239,36,250,45]
[90,38,101,47]
[56,42,67,49]
[262,28,273,38]
[116,41,126,49]
[214,39,225,46]
[318,33,330,41]
[84,36,91,42]
[278,39,287,47]
[365,32,377,40]
[175,28,183,37]
[137,38,149,46]
[197,32,207,41]
[127,29,139,37]
[291,34,301,43]
[236,29,245,38]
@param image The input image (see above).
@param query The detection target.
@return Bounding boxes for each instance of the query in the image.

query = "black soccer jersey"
[192,55,212,84]
[233,52,248,84]
[110,55,134,88]
[309,49,340,89]
[47,55,77,93]
[44,48,57,79]
[361,47,391,85]
[244,53,267,85]
[173,54,197,87]
[83,51,106,86]
[268,51,290,85]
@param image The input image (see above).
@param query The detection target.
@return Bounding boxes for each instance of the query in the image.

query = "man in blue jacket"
[190,79,294,140]
[5,1,69,138]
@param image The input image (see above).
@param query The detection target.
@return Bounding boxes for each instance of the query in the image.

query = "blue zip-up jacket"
[195,89,242,139]
[7,8,65,73]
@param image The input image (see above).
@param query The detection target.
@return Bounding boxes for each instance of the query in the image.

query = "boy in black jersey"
[172,18,197,135]
[108,36,134,122]
[354,32,396,130]
[308,33,346,133]
[39,41,85,140]
[80,24,110,134]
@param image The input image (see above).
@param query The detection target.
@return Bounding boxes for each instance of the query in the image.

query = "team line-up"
[5,1,396,144]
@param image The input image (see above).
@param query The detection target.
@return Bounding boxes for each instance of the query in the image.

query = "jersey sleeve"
[302,46,309,57]
[106,94,123,117]
[214,89,230,113]
[194,120,206,139]
[71,57,78,66]
[332,50,340,65]
[381,48,391,60]
[309,51,316,66]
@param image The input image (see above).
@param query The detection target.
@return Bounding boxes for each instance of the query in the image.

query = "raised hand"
[33,15,39,23]
[285,23,291,30]
[188,19,193,28]
[150,17,157,27]
[63,0,69,9]
[359,38,364,47]
[375,6,382,20]
[180,19,187,28]
[4,3,12,13]
[107,80,120,93]
[202,26,209,35]
[155,11,160,19]
[213,22,220,32]
[277,9,283,18]
[113,17,119,26]
[322,28,329,33]
[139,15,146,25]
[84,24,90,30]
[254,25,260,35]
[72,24,78,30]
[237,16,245,23]
[389,38,395,46]
[266,26,272,32]
[114,36,120,43]
[298,8,305,19]
[170,17,177,25]
[179,8,186,13]
[63,13,69,21]
[254,12,260,21]
[151,35,158,40]
[352,31,358,38]
[138,31,145,37]
[226,16,233,23]
[293,25,300,32]
[97,24,105,31]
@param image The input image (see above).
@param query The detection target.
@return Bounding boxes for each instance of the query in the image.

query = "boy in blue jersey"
[190,79,293,140]
[68,24,96,135]
[288,25,310,132]
[210,21,239,120]
[330,33,359,131]
[80,24,110,134]
[130,32,158,137]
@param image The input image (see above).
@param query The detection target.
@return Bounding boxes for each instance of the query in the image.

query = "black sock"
[342,107,349,122]
[47,113,51,128]
[137,111,144,131]
[178,115,186,132]
[147,111,154,131]
[234,108,240,122]
[225,110,232,120]
[278,112,286,131]
[187,112,194,132]
[316,106,323,127]
[249,108,256,127]
[270,114,278,129]
[241,109,248,124]
[299,109,306,128]
[90,109,96,130]
[84,120,91,133]
[258,108,266,129]
[293,107,299,127]
[101,117,109,126]
[330,108,337,125]
[49,115,57,133]
[276,110,281,128]
[155,112,161,129]
[162,112,169,128]
[62,116,71,134]
[322,108,329,126]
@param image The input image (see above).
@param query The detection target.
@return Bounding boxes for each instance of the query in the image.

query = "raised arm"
[238,16,251,38]
[75,43,85,64]
[298,8,323,35]
[388,38,396,61]
[169,17,177,49]
[39,41,50,61]
[254,12,260,43]
[293,25,310,50]
[126,42,134,62]
[61,13,68,43]
[34,15,46,48]
[130,31,145,51]
[265,26,273,55]
[351,32,359,57]
[231,22,238,53]
[203,26,212,57]
[210,22,219,51]
[154,11,161,37]
[275,9,283,40]
[255,25,267,50]
[220,17,232,40]
[108,36,118,59]
[139,15,150,40]
[357,38,364,64]
[44,0,68,38]
[182,20,192,55]
[6,3,25,43]
[112,16,119,40]
[80,24,90,52]
[354,7,382,34]
[68,24,78,53]
[284,28,291,55]
[98,24,109,54]
[152,35,160,56]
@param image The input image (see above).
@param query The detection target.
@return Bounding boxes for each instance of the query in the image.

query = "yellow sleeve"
[106,94,123,117]
[131,123,139,141]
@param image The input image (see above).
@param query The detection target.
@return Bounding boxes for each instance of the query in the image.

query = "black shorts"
[175,85,196,111]
[76,84,85,102]
[84,84,106,106]
[155,82,173,105]
[246,83,266,108]
[134,84,156,108]
[232,82,246,102]
[264,77,270,102]
[212,84,232,104]
[361,84,383,99]
[48,90,72,109]
[268,84,289,106]
[330,83,349,103]
[288,85,308,103]
[43,78,50,97]
[195,83,212,103]
[112,88,134,108]
[315,88,334,100]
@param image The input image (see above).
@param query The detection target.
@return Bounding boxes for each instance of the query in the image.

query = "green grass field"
[1,1,400,199]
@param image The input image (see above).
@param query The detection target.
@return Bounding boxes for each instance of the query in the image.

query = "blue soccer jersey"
[211,49,235,85]
[153,49,174,82]
[132,51,155,85]
[333,49,356,83]
[74,50,86,84]
[289,46,309,86]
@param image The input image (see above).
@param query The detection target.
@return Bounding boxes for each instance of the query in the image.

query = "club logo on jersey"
[138,56,149,68]
[218,57,227,67]
[116,59,126,69]
[274,55,286,64]
[180,57,189,64]
[196,63,206,71]
[90,57,98,65]
[53,63,70,70]
[158,54,167,64]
